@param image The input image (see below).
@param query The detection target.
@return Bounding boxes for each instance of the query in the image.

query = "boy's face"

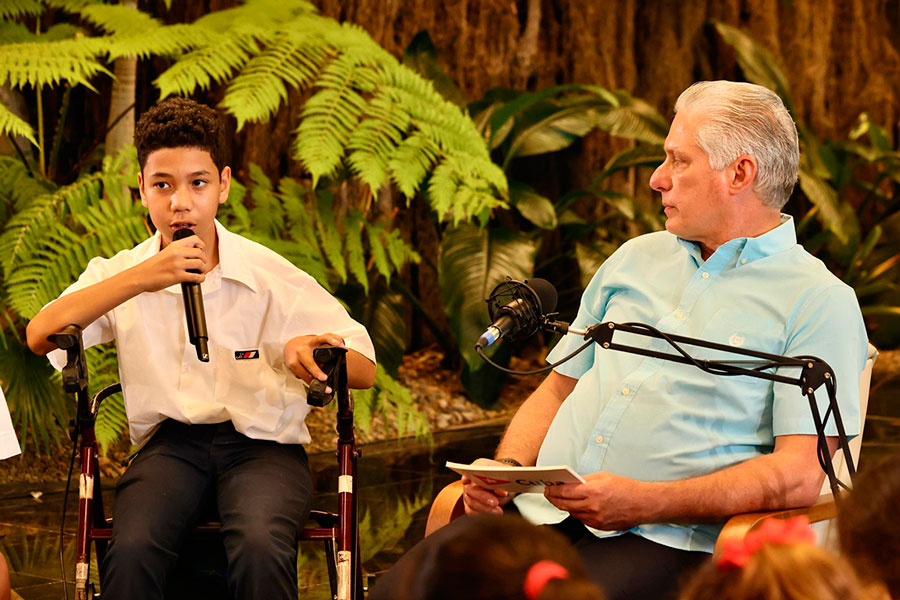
[138,146,231,251]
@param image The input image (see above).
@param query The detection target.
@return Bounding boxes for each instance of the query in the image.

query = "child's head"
[133,98,231,249]
[839,452,900,599]
[679,517,873,600]
[401,515,604,600]
[134,97,227,175]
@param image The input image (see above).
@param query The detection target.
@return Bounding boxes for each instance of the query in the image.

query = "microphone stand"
[508,318,855,499]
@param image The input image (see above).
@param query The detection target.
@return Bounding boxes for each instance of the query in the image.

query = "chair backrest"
[821,342,878,494]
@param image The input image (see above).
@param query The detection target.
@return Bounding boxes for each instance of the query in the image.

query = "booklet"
[445,461,585,493]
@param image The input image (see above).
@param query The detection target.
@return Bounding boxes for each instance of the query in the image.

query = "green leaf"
[712,21,795,112]
[0,101,36,145]
[509,181,557,229]
[0,335,69,453]
[402,30,467,108]
[797,167,854,246]
[593,144,665,184]
[439,223,537,371]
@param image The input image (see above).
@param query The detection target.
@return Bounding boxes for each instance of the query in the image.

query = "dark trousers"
[369,513,708,600]
[99,420,313,600]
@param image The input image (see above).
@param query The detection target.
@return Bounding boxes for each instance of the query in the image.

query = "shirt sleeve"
[46,256,116,371]
[281,272,376,366]
[545,244,631,379]
[0,387,21,460]
[772,284,867,438]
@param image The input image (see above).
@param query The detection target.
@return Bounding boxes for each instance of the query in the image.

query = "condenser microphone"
[173,228,209,362]
[476,278,558,349]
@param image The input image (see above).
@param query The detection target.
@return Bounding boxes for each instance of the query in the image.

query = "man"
[371,81,867,600]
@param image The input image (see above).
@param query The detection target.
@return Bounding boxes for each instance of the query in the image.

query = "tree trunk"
[105,0,138,159]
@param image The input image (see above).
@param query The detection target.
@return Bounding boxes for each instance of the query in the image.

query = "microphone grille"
[525,278,557,314]
[172,228,195,241]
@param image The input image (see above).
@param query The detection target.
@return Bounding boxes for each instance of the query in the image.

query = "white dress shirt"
[49,220,376,446]
[0,386,21,459]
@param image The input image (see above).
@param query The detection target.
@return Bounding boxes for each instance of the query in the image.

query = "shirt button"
[595,435,604,444]
[622,387,631,395]
[675,312,684,319]
[741,258,747,265]
[701,272,710,279]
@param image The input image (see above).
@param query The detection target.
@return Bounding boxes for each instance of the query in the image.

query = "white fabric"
[0,386,21,459]
[48,220,375,446]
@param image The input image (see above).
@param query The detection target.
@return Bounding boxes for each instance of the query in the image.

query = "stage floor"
[0,424,503,599]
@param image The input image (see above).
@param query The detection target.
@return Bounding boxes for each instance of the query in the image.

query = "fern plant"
[146,1,507,224]
[219,165,429,439]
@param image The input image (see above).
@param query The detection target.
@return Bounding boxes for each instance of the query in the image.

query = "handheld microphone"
[476,278,557,349]
[173,228,209,362]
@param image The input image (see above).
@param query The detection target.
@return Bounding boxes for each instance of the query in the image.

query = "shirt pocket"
[214,345,288,416]
[697,307,786,390]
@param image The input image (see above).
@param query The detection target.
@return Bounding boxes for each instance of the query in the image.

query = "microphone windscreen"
[526,278,557,313]
[172,228,195,242]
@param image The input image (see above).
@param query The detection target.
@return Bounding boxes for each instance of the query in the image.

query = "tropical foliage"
[0,1,505,452]
[713,22,900,346]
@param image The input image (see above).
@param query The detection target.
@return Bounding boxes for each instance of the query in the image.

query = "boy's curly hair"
[134,97,227,173]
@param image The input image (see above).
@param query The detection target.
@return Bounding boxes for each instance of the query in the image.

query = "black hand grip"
[306,345,348,407]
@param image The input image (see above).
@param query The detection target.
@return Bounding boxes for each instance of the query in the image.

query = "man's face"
[649,110,733,253]
[138,146,231,250]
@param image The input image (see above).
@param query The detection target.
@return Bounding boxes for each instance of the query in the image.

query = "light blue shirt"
[515,215,867,553]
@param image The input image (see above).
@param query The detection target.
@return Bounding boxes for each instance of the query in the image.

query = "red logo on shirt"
[234,350,259,360]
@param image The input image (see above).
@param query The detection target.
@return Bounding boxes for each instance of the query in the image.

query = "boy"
[27,97,377,599]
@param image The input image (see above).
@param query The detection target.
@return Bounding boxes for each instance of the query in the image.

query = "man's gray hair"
[674,81,799,209]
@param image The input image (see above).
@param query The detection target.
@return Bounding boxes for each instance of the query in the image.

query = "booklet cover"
[445,461,585,493]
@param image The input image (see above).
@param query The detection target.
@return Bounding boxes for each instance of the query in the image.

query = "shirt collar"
[676,214,796,266]
[139,220,258,294]
[213,220,258,293]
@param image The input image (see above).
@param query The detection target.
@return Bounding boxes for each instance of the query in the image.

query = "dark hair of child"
[679,525,873,600]
[133,97,227,174]
[399,515,604,600]
[838,452,900,599]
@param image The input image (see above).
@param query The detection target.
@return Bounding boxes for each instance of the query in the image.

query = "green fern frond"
[294,52,374,184]
[346,97,407,192]
[0,156,54,212]
[155,26,265,98]
[86,344,128,453]
[0,101,36,144]
[6,206,145,318]
[0,172,103,276]
[103,23,207,60]
[353,365,429,440]
[0,36,110,90]
[79,3,161,37]
[0,0,42,19]
[314,195,346,282]
[247,163,284,237]
[387,133,438,197]
[193,0,316,31]
[344,211,367,293]
[0,21,35,43]
[220,25,331,129]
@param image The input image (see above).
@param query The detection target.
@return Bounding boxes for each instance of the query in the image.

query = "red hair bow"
[717,516,817,570]
[523,560,569,599]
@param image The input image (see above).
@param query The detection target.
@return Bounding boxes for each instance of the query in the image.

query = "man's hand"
[461,458,518,515]
[134,235,208,293]
[284,333,345,386]
[543,471,652,531]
